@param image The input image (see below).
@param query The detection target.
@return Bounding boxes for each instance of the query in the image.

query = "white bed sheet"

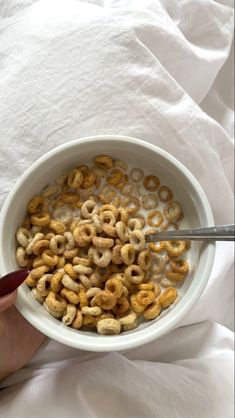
[0,1,234,417]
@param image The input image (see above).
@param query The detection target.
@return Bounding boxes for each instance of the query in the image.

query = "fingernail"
[0,269,29,297]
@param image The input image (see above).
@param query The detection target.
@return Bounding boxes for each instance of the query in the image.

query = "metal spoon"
[145,224,235,243]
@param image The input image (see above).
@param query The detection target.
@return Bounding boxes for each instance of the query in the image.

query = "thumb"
[0,290,17,313]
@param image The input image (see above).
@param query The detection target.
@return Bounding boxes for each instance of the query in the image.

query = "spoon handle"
[145,224,235,242]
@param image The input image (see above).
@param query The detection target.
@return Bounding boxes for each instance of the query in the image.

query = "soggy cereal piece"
[147,210,163,227]
[165,270,186,282]
[113,160,128,171]
[143,175,160,191]
[122,195,140,215]
[96,318,121,335]
[143,301,161,320]
[148,242,165,253]
[163,201,183,221]
[158,287,177,309]
[107,169,125,186]
[130,167,144,183]
[158,186,173,202]
[164,240,186,257]
[93,155,113,169]
[141,194,159,210]
[67,169,84,188]
[27,196,44,214]
[170,259,189,274]
[150,253,166,273]
[31,212,51,227]
[81,170,96,189]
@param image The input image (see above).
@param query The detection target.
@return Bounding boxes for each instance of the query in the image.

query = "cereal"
[16,155,191,334]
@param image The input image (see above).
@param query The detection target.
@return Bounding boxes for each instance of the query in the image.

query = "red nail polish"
[0,270,29,297]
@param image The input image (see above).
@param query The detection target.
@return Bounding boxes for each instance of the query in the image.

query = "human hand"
[0,272,45,382]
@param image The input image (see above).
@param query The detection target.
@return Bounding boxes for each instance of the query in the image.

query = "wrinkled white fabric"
[0,1,234,417]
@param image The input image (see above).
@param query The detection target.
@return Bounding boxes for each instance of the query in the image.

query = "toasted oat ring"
[158,287,178,309]
[73,264,92,275]
[93,155,113,169]
[127,218,143,231]
[25,274,37,287]
[164,240,186,257]
[79,274,92,289]
[130,294,145,313]
[92,290,116,310]
[49,220,66,235]
[99,204,117,217]
[115,174,129,191]
[141,193,158,210]
[111,244,123,264]
[116,207,128,224]
[103,224,117,238]
[92,248,112,268]
[60,287,80,305]
[32,256,45,269]
[31,212,51,226]
[143,175,160,191]
[116,221,129,242]
[100,210,116,226]
[81,199,99,219]
[51,271,64,292]
[36,274,53,297]
[137,282,155,291]
[148,242,165,253]
[62,303,77,326]
[158,185,173,202]
[165,270,186,282]
[43,301,65,319]
[16,227,33,247]
[147,210,163,227]
[92,236,114,249]
[82,315,98,328]
[46,291,67,313]
[71,309,83,329]
[64,248,79,259]
[30,265,49,279]
[73,257,91,267]
[98,186,117,204]
[79,288,88,308]
[86,287,101,298]
[96,318,121,335]
[42,250,58,268]
[27,196,44,214]
[163,201,183,221]
[16,246,30,267]
[105,278,123,299]
[144,301,161,320]
[81,306,102,316]
[122,320,138,331]
[136,290,155,307]
[122,195,140,215]
[92,214,103,233]
[31,287,45,303]
[118,311,137,326]
[63,263,77,279]
[170,259,189,274]
[112,296,130,316]
[50,235,66,255]
[137,250,152,270]
[125,265,144,284]
[129,230,145,251]
[67,169,84,188]
[79,224,96,244]
[107,168,124,186]
[31,239,50,255]
[130,167,144,183]
[121,244,135,265]
[62,274,80,292]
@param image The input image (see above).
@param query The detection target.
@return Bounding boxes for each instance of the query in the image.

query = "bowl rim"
[0,134,215,351]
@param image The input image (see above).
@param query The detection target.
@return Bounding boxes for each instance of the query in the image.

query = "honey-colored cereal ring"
[118,311,137,326]
[165,270,186,282]
[143,301,161,320]
[64,248,79,259]
[31,287,45,303]
[96,318,121,335]
[16,227,33,247]
[163,201,183,221]
[49,235,66,255]
[93,155,113,169]
[57,256,66,269]
[60,287,80,305]
[107,169,124,186]
[64,263,78,279]
[81,306,102,316]
[100,210,116,226]
[46,291,67,313]
[42,250,58,268]
[112,296,130,316]
[125,265,144,284]
[62,274,80,292]
[105,278,123,299]
[71,309,83,329]
[78,275,92,289]
[27,196,44,214]
[43,301,65,319]
[16,246,30,267]
[116,207,128,224]
[25,274,37,287]
[137,250,152,270]
[82,315,98,328]
[86,287,101,299]
[93,247,112,267]
[121,244,135,265]
[136,290,155,307]
[130,294,145,313]
[67,169,84,188]
[127,218,143,231]
[111,245,123,264]
[98,186,117,204]
[160,221,179,232]
[78,288,88,308]
[31,212,51,226]
[32,256,45,269]
[137,282,154,291]
[30,265,49,279]
[122,195,140,215]
[129,230,145,251]
[81,171,96,189]
[92,290,116,310]
[147,210,163,227]
[49,220,66,235]
[36,274,53,297]
[143,175,160,191]
[102,224,117,238]
[62,303,77,326]
[116,221,129,242]
[92,236,114,249]
[73,264,93,275]
[170,259,189,274]
[133,213,146,228]
[81,199,99,219]
[73,257,91,267]
[51,271,64,292]
[60,192,80,204]
[164,240,186,257]
[99,204,117,217]
[92,214,103,233]
[158,185,173,202]
[158,287,178,308]
[148,242,165,253]
[141,194,159,210]
[31,239,50,255]
[115,175,129,191]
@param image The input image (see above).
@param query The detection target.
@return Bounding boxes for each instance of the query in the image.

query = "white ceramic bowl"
[0,135,215,351]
